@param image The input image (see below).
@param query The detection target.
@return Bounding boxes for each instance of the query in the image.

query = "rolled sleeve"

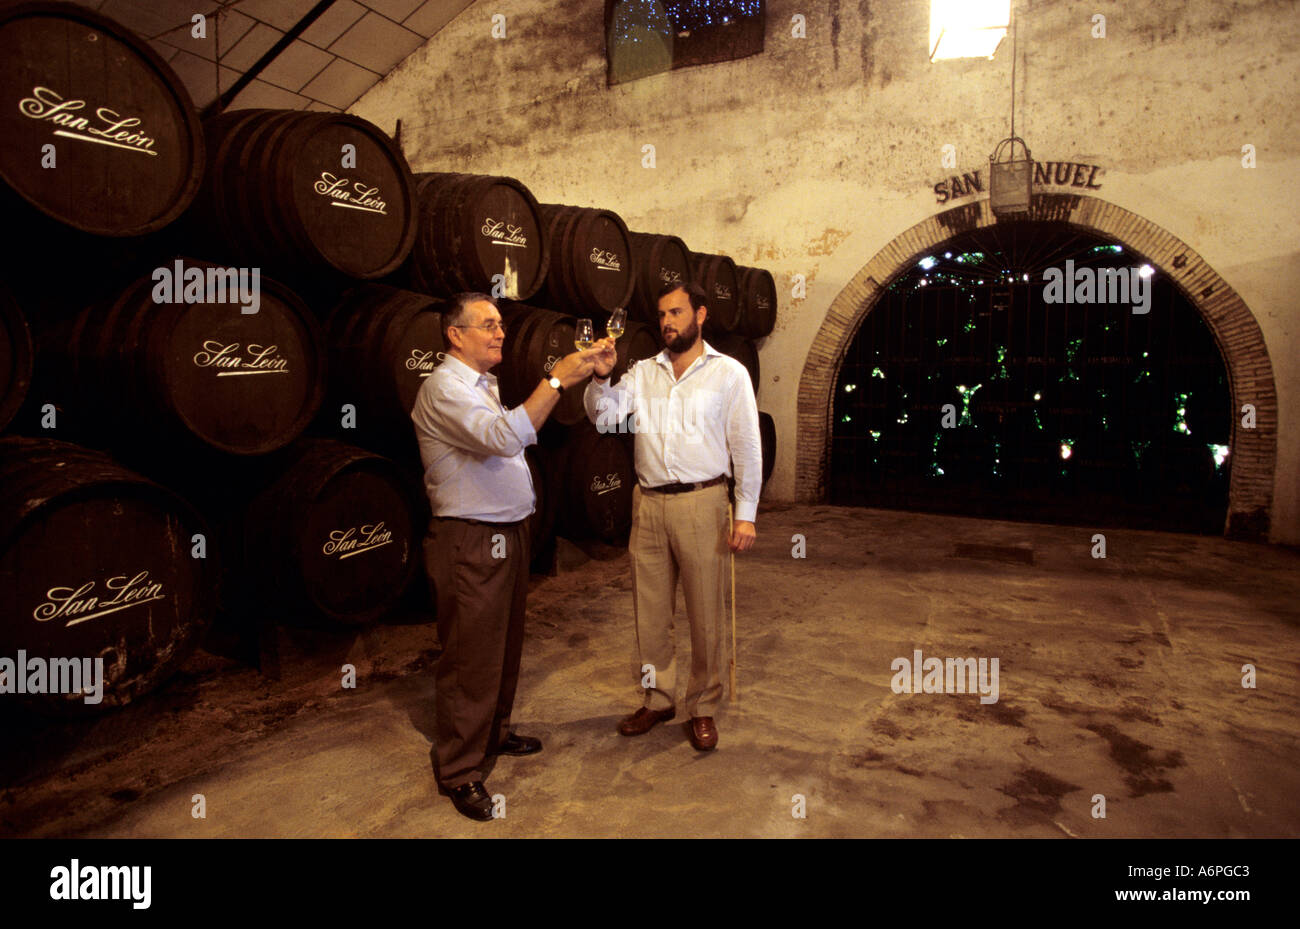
[726,367,763,523]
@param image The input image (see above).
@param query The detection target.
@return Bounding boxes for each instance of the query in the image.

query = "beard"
[662,316,700,353]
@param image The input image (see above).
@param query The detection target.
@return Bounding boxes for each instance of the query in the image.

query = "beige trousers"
[628,481,730,717]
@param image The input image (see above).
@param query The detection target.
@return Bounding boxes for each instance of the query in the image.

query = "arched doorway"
[828,221,1230,532]
[795,194,1277,539]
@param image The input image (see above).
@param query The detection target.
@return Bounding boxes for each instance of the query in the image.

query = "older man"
[585,281,761,751]
[411,292,597,821]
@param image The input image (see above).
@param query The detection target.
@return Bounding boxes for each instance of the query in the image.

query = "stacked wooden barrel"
[0,285,33,434]
[758,411,777,486]
[193,109,417,280]
[325,284,445,443]
[407,173,549,300]
[736,265,777,339]
[0,2,205,237]
[54,260,325,456]
[0,1,787,713]
[628,232,691,325]
[498,303,587,425]
[241,440,422,625]
[691,251,740,335]
[538,204,636,318]
[554,421,637,544]
[0,438,219,713]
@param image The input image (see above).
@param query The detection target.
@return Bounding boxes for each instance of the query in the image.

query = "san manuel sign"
[932,161,1103,205]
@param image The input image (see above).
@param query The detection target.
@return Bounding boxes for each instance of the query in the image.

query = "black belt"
[641,475,727,495]
[434,515,527,528]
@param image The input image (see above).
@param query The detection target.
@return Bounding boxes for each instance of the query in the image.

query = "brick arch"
[795,193,1277,539]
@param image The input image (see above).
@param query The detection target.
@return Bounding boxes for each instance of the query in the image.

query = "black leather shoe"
[491,732,542,755]
[448,781,494,821]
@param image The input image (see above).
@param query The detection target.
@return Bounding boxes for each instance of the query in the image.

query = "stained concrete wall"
[351,0,1300,544]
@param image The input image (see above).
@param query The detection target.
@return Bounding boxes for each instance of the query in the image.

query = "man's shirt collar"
[652,339,722,373]
[441,352,496,387]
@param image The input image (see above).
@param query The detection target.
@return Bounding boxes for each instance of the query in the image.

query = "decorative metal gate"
[830,222,1231,532]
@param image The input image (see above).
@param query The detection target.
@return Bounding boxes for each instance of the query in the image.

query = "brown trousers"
[423,517,530,789]
[628,482,730,717]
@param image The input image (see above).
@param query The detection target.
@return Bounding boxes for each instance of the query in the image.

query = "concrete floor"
[2,504,1298,838]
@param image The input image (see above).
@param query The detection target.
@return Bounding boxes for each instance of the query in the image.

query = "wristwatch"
[546,375,563,394]
[593,371,609,382]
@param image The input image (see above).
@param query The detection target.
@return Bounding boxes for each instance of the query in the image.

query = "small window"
[929,0,1009,61]
[606,1,766,85]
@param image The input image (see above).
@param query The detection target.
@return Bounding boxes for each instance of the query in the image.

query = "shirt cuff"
[733,500,758,523]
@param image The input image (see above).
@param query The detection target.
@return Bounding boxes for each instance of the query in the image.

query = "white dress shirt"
[583,341,762,522]
[410,353,536,522]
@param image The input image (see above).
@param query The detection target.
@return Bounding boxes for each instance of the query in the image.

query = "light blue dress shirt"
[410,353,537,523]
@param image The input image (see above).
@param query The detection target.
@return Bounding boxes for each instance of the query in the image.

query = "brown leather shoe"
[618,705,675,736]
[688,716,718,751]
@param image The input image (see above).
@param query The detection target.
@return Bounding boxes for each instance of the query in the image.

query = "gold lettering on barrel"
[659,267,683,285]
[322,522,394,560]
[313,172,388,214]
[406,349,440,378]
[18,86,158,156]
[590,248,622,272]
[590,473,622,495]
[33,571,167,627]
[481,218,528,247]
[193,342,290,376]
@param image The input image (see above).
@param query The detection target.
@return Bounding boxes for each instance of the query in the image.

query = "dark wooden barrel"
[538,204,636,318]
[628,231,691,325]
[556,421,636,544]
[326,284,445,437]
[243,440,421,624]
[195,109,416,279]
[710,331,760,397]
[758,411,776,486]
[0,2,204,237]
[60,259,325,455]
[408,173,549,301]
[498,303,587,425]
[0,286,33,433]
[690,251,740,335]
[611,319,660,383]
[0,437,218,713]
[736,265,777,339]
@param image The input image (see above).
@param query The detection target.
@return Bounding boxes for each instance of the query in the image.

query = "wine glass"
[575,318,594,351]
[606,307,626,341]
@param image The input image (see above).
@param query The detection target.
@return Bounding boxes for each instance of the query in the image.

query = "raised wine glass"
[575,318,595,351]
[606,307,626,341]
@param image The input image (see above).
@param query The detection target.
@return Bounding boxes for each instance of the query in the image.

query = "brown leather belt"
[641,475,726,495]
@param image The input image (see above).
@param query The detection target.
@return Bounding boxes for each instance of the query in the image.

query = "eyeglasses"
[452,320,506,334]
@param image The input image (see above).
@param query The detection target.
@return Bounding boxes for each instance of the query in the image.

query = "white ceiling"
[65,0,474,114]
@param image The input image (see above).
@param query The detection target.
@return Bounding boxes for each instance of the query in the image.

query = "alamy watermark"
[1042,260,1152,315]
[50,859,150,909]
[152,258,261,315]
[890,649,999,704]
[593,393,708,443]
[0,651,104,704]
